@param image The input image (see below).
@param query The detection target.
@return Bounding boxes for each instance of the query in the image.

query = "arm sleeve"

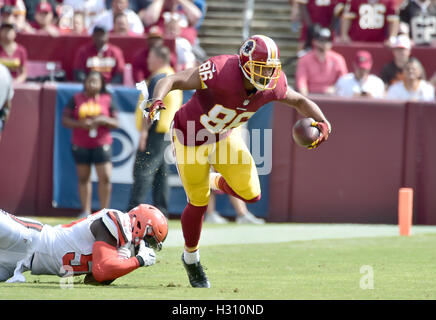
[92,241,140,283]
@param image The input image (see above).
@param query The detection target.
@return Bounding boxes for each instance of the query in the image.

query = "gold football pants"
[172,129,261,207]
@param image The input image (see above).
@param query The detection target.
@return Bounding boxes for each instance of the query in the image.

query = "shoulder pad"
[101,210,132,247]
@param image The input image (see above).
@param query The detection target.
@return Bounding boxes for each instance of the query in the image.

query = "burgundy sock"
[217,176,261,203]
[180,203,208,250]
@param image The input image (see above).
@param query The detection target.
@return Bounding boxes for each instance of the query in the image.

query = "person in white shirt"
[61,0,106,30]
[386,57,435,102]
[89,0,144,35]
[335,50,385,99]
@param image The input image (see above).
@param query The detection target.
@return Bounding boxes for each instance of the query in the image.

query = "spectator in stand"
[24,0,58,23]
[111,11,137,35]
[29,1,60,36]
[73,25,125,84]
[296,26,348,95]
[399,0,436,46]
[334,50,385,98]
[0,22,27,83]
[61,71,119,217]
[386,57,434,101]
[141,0,202,30]
[127,45,182,215]
[340,0,400,45]
[58,9,89,35]
[62,0,106,30]
[140,0,205,68]
[296,0,346,47]
[0,64,14,142]
[0,2,34,33]
[380,34,412,86]
[72,11,88,34]
[89,0,144,35]
[132,25,165,82]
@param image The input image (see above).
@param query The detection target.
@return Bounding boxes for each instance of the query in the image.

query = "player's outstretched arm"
[151,67,203,101]
[279,87,332,145]
[85,219,155,285]
[280,87,330,126]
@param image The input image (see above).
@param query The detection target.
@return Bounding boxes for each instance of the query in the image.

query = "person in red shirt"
[144,35,331,288]
[132,25,166,83]
[296,27,348,95]
[62,71,119,217]
[73,25,126,84]
[340,0,399,43]
[29,1,59,36]
[0,22,27,83]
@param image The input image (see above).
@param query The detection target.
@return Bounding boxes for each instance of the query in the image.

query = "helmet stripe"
[254,35,278,61]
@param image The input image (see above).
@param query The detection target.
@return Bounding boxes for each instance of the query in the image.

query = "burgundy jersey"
[346,0,398,42]
[64,92,117,148]
[0,44,27,79]
[173,54,288,146]
[298,0,346,41]
[73,43,126,83]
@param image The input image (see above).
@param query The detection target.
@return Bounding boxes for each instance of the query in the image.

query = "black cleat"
[181,254,211,288]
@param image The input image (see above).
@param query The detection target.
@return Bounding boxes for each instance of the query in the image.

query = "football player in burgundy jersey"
[0,204,167,285]
[144,35,332,288]
[340,0,400,43]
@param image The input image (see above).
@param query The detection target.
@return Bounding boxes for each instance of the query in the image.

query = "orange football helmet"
[239,35,281,91]
[128,204,168,251]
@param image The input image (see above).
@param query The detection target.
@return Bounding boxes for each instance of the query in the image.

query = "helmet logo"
[241,39,256,57]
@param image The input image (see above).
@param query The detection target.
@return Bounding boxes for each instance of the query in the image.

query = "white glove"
[136,240,156,267]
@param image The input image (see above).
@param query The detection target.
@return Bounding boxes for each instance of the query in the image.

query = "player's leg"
[152,161,170,216]
[211,131,261,203]
[128,130,168,211]
[94,145,113,210]
[172,132,211,288]
[0,210,42,281]
[72,145,93,215]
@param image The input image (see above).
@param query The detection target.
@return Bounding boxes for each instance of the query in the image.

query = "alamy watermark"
[163,122,273,175]
[360,265,374,290]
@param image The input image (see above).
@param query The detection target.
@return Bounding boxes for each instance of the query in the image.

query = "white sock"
[184,249,200,264]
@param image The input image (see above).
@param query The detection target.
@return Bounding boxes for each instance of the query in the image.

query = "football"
[292,117,321,147]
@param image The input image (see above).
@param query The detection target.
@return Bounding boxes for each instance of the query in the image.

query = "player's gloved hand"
[136,240,156,267]
[143,99,166,123]
[308,120,331,149]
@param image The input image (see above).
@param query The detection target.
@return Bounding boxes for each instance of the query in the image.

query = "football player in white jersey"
[0,204,168,285]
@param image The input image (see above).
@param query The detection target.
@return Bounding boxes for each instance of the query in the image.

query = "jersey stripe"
[106,211,128,246]
[9,214,43,232]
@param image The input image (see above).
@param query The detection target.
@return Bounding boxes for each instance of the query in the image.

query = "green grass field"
[1,217,436,300]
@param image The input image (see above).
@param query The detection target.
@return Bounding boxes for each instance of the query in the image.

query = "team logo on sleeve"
[240,39,256,56]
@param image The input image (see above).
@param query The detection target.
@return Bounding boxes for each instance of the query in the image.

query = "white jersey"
[30,209,132,277]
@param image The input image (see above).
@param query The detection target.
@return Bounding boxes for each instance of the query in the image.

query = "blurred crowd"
[290,0,436,101]
[0,0,207,84]
[1,0,436,102]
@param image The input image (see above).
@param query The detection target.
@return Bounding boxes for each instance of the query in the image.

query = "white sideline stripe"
[164,224,436,247]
